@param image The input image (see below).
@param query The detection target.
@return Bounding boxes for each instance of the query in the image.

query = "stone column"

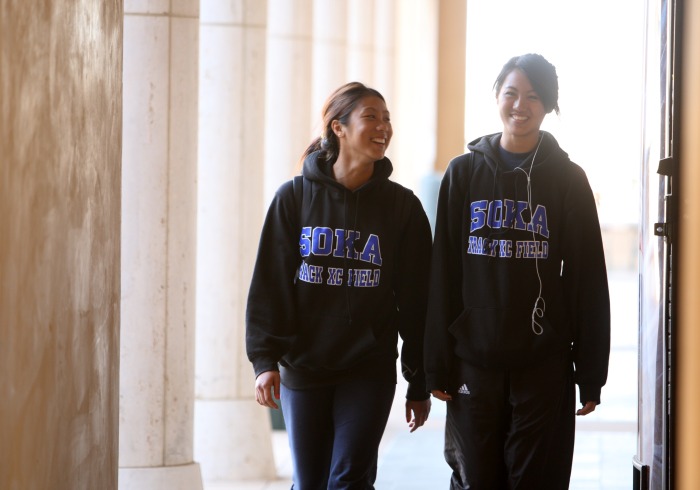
[373,0,397,100]
[392,0,438,189]
[119,1,202,489]
[193,0,276,483]
[347,0,375,83]
[264,0,314,203]
[435,0,466,172]
[372,0,397,169]
[420,0,466,229]
[0,2,122,489]
[311,0,348,122]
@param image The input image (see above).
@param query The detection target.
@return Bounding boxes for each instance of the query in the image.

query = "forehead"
[501,69,535,92]
[354,95,389,113]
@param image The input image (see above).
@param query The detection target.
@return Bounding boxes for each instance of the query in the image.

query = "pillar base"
[119,463,203,490]
[194,398,277,483]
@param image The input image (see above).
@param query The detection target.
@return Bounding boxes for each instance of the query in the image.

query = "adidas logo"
[457,384,471,395]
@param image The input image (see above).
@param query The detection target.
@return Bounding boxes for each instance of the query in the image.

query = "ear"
[331,120,343,138]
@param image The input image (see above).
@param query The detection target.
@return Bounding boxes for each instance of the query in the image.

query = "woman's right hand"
[255,371,281,409]
[431,389,452,402]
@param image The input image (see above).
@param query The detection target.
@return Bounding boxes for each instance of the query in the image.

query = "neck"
[333,157,375,190]
[500,132,541,153]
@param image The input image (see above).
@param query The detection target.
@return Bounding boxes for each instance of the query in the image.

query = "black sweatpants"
[444,354,576,490]
[280,374,396,490]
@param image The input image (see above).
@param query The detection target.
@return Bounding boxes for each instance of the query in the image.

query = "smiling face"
[496,68,546,152]
[333,95,393,164]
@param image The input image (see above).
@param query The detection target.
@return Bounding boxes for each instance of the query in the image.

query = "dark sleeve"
[424,157,468,392]
[561,168,611,405]
[245,181,300,378]
[394,193,433,401]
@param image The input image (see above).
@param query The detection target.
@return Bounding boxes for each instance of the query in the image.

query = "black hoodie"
[424,131,610,405]
[246,151,433,400]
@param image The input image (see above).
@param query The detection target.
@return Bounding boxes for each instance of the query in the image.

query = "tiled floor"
[213,270,638,490]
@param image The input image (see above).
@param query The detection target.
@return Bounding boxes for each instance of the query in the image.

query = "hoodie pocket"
[447,306,562,368]
[285,314,378,370]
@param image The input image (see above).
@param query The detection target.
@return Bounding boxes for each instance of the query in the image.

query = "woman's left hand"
[405,398,431,433]
[576,401,597,416]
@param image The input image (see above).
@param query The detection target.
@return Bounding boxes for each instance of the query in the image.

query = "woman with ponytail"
[246,82,433,489]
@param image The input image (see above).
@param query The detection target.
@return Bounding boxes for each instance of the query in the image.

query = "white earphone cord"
[516,134,545,336]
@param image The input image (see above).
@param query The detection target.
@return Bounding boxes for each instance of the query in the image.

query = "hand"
[431,389,452,402]
[255,371,281,409]
[576,401,597,416]
[406,399,431,433]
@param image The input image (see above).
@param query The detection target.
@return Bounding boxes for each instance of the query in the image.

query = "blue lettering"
[470,200,488,232]
[359,234,382,266]
[467,237,514,258]
[467,235,478,254]
[470,199,547,237]
[502,199,516,228]
[347,269,381,287]
[298,262,324,284]
[298,261,309,282]
[333,229,360,259]
[515,240,549,259]
[513,201,529,230]
[299,227,384,265]
[528,205,550,238]
[312,227,333,255]
[487,200,503,229]
[327,267,344,286]
[299,226,312,257]
[499,240,513,258]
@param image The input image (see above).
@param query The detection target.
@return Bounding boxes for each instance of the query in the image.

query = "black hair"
[494,53,560,115]
[302,82,386,164]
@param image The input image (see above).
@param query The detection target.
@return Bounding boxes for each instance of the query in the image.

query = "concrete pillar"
[194,0,276,483]
[347,0,375,83]
[372,0,398,170]
[435,0,466,172]
[264,0,313,203]
[119,1,202,488]
[413,0,466,229]
[373,0,397,102]
[0,2,122,489]
[392,0,438,189]
[311,0,348,124]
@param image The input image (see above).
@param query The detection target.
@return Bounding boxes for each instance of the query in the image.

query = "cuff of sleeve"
[424,373,448,394]
[406,382,430,401]
[578,384,602,406]
[252,358,279,379]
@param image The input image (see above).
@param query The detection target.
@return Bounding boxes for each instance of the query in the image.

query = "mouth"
[371,137,387,145]
[511,114,528,122]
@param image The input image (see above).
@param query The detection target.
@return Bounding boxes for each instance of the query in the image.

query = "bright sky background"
[464,0,646,226]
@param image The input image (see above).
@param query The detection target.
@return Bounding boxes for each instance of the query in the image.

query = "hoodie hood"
[301,151,394,190]
[467,130,570,175]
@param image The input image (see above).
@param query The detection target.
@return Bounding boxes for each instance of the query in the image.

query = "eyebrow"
[360,106,390,115]
[504,84,537,92]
